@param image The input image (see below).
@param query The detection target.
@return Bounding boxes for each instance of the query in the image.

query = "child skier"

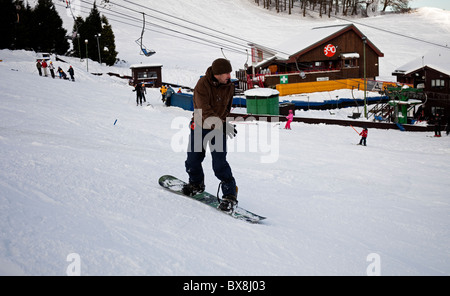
[284,110,294,129]
[358,127,368,146]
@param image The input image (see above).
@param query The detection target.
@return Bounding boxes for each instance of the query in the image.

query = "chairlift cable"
[111,0,249,52]
[91,0,248,54]
[121,0,252,45]
[75,1,247,55]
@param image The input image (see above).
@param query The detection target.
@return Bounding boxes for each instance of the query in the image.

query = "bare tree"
[386,0,410,12]
[255,0,410,16]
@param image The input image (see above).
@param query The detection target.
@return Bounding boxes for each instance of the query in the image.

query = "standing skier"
[48,61,55,78]
[36,60,42,76]
[141,83,147,103]
[284,109,294,129]
[160,85,167,102]
[433,113,442,137]
[67,66,75,81]
[133,83,143,106]
[183,58,238,212]
[41,60,48,77]
[359,127,368,146]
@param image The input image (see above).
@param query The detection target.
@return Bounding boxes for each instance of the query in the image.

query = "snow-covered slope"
[0,1,449,276]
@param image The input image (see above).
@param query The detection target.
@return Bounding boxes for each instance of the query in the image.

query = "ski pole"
[350,125,360,135]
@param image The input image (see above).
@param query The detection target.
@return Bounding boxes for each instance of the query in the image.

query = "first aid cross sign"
[280,75,288,84]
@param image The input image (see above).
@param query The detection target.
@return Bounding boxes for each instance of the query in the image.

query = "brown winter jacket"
[192,66,235,129]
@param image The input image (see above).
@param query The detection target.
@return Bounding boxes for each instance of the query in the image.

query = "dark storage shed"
[130,63,163,88]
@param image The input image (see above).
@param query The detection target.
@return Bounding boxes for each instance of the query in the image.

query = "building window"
[340,53,359,69]
[344,59,354,68]
[297,61,338,72]
[138,71,157,80]
[431,79,445,87]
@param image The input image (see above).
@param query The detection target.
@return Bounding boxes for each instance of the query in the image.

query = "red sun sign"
[324,44,336,57]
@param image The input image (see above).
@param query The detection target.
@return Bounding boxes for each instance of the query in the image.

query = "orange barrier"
[276,79,366,96]
[275,79,414,96]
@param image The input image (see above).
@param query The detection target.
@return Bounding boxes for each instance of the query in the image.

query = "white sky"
[410,0,450,10]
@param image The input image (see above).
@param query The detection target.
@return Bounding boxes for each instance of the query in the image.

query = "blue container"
[170,93,194,111]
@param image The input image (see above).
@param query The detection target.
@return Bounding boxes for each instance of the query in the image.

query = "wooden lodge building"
[237,24,383,90]
[392,49,450,120]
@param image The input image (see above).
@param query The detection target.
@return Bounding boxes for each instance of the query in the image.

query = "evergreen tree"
[84,1,102,62]
[71,16,85,58]
[71,1,118,65]
[14,1,33,50]
[32,0,69,54]
[0,0,18,49]
[100,16,118,66]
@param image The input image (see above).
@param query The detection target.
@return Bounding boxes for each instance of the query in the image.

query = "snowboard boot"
[182,182,205,197]
[218,194,237,212]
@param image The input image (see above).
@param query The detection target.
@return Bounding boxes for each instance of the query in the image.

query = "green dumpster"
[244,88,280,116]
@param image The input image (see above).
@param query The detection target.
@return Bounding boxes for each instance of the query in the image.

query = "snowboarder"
[284,109,294,129]
[67,66,75,81]
[48,61,55,78]
[359,127,368,146]
[183,58,238,212]
[36,60,42,76]
[133,83,143,106]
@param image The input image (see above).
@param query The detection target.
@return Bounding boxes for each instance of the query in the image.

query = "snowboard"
[158,175,266,223]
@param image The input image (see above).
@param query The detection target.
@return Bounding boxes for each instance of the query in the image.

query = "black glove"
[223,122,237,139]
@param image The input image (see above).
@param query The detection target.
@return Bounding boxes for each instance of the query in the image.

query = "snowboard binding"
[216,182,238,213]
[218,195,238,212]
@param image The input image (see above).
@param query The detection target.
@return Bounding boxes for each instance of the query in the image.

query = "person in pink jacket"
[285,109,294,129]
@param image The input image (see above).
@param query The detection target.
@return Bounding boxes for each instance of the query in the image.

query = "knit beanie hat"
[211,58,232,75]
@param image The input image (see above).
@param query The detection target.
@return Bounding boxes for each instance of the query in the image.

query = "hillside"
[0,0,449,277]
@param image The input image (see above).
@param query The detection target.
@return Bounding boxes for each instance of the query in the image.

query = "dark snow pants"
[185,125,236,197]
[359,137,367,146]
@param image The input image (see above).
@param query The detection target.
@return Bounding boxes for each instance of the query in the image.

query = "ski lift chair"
[141,47,156,57]
[135,38,156,57]
[136,13,156,57]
